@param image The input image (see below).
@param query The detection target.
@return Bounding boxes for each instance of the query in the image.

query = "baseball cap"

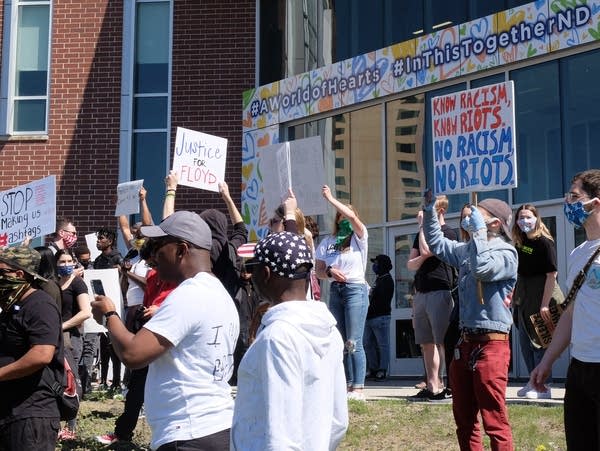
[254,231,313,279]
[370,254,392,271]
[478,198,513,238]
[0,246,45,280]
[140,211,212,250]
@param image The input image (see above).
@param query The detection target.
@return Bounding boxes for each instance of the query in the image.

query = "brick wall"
[0,0,256,243]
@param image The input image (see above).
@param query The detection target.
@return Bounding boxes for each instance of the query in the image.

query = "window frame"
[0,0,53,138]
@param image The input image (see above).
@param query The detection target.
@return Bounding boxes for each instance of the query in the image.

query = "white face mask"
[517,217,537,234]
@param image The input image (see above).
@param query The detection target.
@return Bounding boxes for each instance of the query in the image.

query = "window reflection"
[386,95,425,221]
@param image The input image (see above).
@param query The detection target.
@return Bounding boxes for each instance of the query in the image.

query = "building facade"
[0,0,255,236]
[245,0,600,378]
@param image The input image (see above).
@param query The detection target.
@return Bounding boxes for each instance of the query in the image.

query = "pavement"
[363,379,565,405]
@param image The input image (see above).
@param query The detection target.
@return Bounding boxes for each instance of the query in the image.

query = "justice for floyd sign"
[431,81,517,195]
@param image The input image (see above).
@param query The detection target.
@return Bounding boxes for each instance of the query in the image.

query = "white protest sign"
[115,179,144,216]
[84,233,101,261]
[0,175,56,246]
[431,81,517,195]
[172,127,227,192]
[260,136,326,216]
[82,268,123,333]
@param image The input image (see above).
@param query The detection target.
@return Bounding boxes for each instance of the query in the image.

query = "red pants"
[450,339,513,451]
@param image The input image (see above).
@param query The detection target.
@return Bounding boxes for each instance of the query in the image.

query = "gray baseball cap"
[140,211,212,250]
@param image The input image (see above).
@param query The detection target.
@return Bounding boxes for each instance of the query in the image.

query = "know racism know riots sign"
[172,127,227,192]
[0,176,56,246]
[431,81,517,195]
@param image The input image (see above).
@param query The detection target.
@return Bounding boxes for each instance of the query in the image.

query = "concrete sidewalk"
[363,379,564,405]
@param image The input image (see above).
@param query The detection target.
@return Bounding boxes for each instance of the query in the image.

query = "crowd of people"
[1,169,600,450]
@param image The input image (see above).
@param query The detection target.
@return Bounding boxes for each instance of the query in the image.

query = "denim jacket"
[423,208,517,333]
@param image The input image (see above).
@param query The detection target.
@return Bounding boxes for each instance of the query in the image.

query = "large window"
[510,62,562,204]
[130,1,171,219]
[561,49,600,185]
[0,0,52,135]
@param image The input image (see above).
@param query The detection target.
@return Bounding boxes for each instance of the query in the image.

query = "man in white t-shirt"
[91,211,240,450]
[531,169,600,450]
[231,232,348,450]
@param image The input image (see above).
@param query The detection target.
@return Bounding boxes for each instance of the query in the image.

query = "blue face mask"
[58,265,75,277]
[372,263,380,274]
[564,201,592,229]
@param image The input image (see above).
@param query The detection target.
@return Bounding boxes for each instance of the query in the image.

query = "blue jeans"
[517,313,545,375]
[329,282,368,389]
[364,315,391,372]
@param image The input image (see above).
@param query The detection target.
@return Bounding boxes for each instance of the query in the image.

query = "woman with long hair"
[315,185,369,400]
[55,248,92,440]
[511,203,563,399]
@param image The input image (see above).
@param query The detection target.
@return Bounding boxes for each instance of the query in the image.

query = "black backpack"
[42,346,81,421]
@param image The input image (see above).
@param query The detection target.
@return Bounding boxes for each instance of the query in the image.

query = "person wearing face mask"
[315,185,369,401]
[422,193,517,451]
[48,217,78,255]
[363,254,394,382]
[0,246,63,451]
[531,170,600,450]
[54,249,91,440]
[511,204,563,400]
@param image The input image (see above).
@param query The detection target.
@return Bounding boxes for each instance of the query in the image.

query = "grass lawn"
[56,396,566,450]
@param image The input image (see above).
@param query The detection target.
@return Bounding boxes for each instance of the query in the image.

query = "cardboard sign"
[82,268,123,333]
[115,179,144,216]
[172,127,227,192]
[260,136,326,216]
[0,176,56,246]
[431,81,517,195]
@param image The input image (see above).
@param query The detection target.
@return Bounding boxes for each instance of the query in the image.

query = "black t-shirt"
[61,276,88,336]
[367,273,394,319]
[93,249,123,269]
[0,290,62,423]
[413,224,458,292]
[516,235,557,277]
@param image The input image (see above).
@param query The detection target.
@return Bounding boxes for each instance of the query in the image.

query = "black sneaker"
[410,388,433,399]
[374,370,387,381]
[428,389,448,401]
[365,371,377,381]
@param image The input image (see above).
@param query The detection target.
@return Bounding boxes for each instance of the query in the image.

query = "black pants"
[156,428,230,451]
[0,417,59,451]
[565,358,600,450]
[114,366,148,440]
[100,333,121,387]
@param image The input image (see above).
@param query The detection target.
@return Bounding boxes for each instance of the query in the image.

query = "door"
[387,225,424,376]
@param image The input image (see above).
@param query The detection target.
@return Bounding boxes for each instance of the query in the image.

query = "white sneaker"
[516,382,531,397]
[525,386,551,399]
[347,391,366,401]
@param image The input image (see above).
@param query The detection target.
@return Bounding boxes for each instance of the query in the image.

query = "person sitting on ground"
[231,231,348,450]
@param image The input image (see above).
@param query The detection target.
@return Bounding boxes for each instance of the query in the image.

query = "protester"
[91,211,239,450]
[364,254,394,382]
[511,203,562,399]
[423,194,517,450]
[231,232,348,450]
[34,246,63,312]
[93,227,123,391]
[48,217,78,254]
[96,240,177,446]
[407,195,457,400]
[531,169,600,450]
[74,245,92,270]
[0,247,63,451]
[55,249,91,440]
[315,185,369,401]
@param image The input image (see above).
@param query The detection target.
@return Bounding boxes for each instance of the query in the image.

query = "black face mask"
[0,274,31,311]
[78,260,91,269]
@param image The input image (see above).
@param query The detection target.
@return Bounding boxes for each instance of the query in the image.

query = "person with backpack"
[0,247,63,451]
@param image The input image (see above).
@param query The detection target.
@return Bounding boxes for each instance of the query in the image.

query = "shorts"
[413,290,453,344]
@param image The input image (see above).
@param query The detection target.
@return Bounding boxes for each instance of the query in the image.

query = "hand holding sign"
[172,127,227,193]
